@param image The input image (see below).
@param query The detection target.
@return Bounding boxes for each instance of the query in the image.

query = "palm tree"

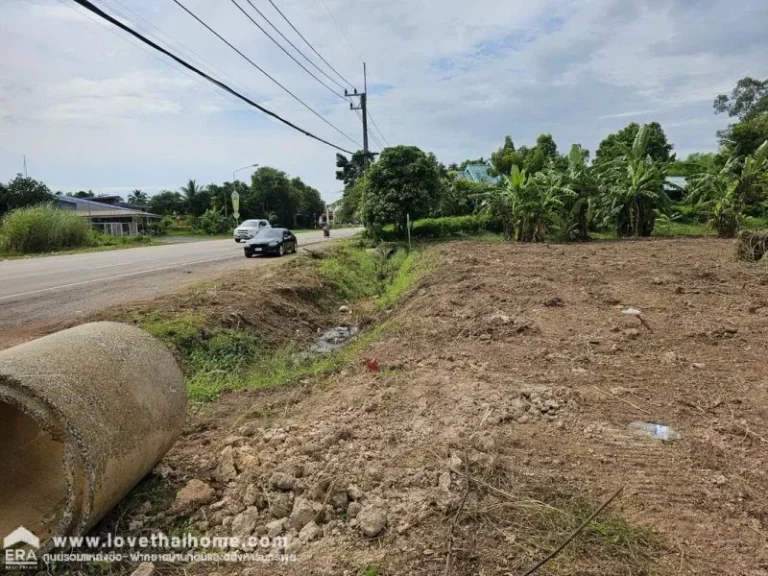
[688,140,768,237]
[180,179,208,216]
[127,189,148,205]
[597,124,669,237]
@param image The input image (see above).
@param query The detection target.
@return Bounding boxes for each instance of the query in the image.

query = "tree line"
[0,166,326,233]
[336,76,768,240]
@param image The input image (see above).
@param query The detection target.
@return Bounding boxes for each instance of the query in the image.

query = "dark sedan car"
[244,228,298,258]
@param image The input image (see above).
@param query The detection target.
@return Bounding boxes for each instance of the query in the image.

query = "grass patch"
[128,244,433,403]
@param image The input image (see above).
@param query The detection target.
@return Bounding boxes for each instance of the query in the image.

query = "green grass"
[129,244,432,403]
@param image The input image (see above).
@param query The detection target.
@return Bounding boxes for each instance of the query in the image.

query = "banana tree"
[688,140,768,237]
[597,125,669,237]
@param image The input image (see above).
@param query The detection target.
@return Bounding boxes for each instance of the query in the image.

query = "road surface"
[0,228,360,347]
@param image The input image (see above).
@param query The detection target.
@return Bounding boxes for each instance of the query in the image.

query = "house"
[458,163,501,185]
[56,196,160,236]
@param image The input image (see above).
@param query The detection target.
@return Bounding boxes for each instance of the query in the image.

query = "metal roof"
[459,164,500,184]
[56,196,160,218]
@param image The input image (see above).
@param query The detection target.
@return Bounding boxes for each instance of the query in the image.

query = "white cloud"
[1,0,767,202]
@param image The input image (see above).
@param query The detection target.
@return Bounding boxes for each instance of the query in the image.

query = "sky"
[1,0,767,203]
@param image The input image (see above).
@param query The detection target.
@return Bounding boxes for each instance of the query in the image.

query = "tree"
[0,174,54,216]
[490,136,525,177]
[148,190,185,216]
[292,177,325,228]
[359,146,442,232]
[558,144,598,241]
[127,189,148,205]
[714,77,768,120]
[249,167,298,228]
[335,151,368,189]
[595,122,674,164]
[180,179,211,217]
[67,190,95,198]
[688,141,768,237]
[596,124,669,237]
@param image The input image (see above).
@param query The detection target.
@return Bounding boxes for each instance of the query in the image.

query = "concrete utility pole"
[346,63,371,166]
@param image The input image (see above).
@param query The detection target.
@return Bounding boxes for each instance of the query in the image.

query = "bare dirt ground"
[109,238,768,575]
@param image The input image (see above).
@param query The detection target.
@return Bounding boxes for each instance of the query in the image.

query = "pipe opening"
[0,402,68,540]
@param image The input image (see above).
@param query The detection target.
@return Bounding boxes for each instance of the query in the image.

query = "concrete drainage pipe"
[0,322,186,546]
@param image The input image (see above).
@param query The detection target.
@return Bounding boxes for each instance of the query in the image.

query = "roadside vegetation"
[0,204,156,256]
[333,76,768,248]
[106,243,432,403]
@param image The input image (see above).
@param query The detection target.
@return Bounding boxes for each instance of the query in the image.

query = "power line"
[169,0,360,148]
[228,0,347,101]
[70,0,355,153]
[107,0,261,100]
[367,111,389,147]
[265,0,356,90]
[239,0,348,94]
[320,0,361,65]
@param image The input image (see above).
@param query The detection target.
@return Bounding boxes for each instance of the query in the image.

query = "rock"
[130,563,155,576]
[662,351,679,364]
[347,502,362,519]
[269,472,296,491]
[438,471,451,492]
[284,536,303,555]
[448,455,462,470]
[299,521,321,543]
[691,362,706,370]
[338,305,351,313]
[231,507,260,539]
[217,446,238,482]
[173,479,215,514]
[357,505,387,537]
[330,490,348,510]
[347,484,364,501]
[489,313,513,325]
[479,333,491,341]
[153,463,172,479]
[290,497,315,530]
[269,493,293,519]
[544,297,564,307]
[266,518,288,537]
[243,484,264,508]
[623,328,641,340]
[712,474,727,486]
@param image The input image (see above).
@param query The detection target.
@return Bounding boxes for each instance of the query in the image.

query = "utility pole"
[23,155,28,178]
[346,63,372,166]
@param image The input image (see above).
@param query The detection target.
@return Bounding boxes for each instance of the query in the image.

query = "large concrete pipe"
[0,322,186,546]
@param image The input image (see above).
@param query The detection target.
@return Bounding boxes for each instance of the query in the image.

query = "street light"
[230,164,258,223]
[233,163,258,183]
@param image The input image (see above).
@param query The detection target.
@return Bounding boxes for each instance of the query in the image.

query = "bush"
[192,208,231,235]
[372,215,500,241]
[735,230,768,262]
[0,204,92,253]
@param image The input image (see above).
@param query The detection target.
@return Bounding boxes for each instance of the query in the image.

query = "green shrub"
[192,208,231,235]
[374,214,500,241]
[0,204,92,253]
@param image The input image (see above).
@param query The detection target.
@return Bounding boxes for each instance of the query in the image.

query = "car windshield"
[254,229,283,239]
[241,220,263,227]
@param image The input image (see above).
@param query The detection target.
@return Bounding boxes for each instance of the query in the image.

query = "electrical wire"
[228,0,347,101]
[265,0,356,90]
[168,0,361,148]
[367,111,389,147]
[70,0,356,153]
[106,0,261,101]
[238,0,348,94]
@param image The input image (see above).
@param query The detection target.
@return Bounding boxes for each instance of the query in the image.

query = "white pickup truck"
[233,219,270,242]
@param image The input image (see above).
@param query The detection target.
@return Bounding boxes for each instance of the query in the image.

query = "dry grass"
[735,229,768,262]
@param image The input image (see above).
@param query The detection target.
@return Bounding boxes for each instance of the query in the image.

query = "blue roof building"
[458,163,500,185]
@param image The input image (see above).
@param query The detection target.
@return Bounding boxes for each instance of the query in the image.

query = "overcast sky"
[2,0,767,202]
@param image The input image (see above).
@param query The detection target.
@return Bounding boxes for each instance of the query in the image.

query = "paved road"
[0,228,360,346]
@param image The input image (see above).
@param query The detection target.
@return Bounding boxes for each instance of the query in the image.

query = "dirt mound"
[97,238,768,575]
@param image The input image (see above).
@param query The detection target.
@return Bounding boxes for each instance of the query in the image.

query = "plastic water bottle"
[628,421,681,441]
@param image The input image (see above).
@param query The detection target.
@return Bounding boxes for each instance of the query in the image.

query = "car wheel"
[235,239,241,243]
[245,252,253,258]
[278,245,284,257]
